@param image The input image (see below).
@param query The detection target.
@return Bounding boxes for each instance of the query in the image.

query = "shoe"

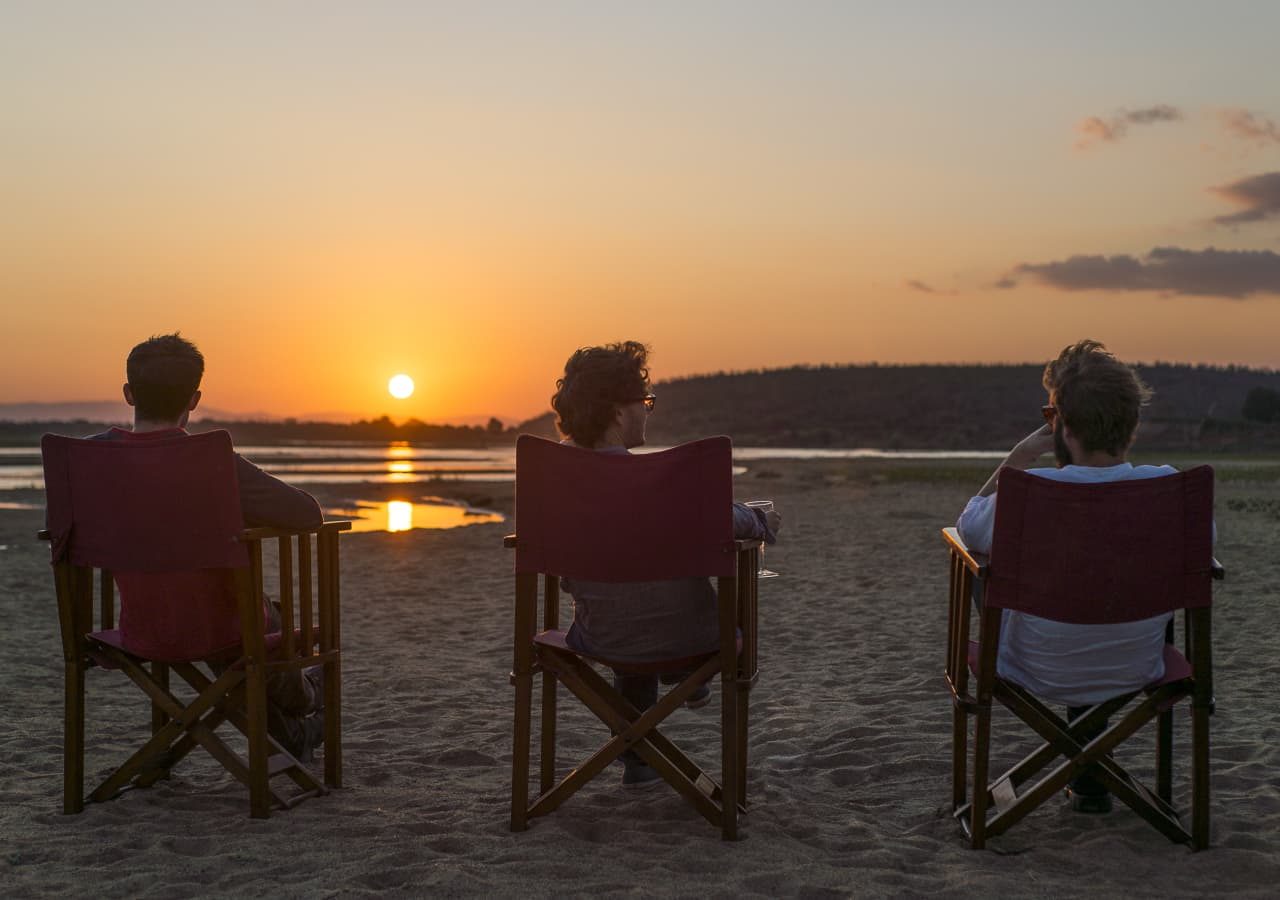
[685,684,712,710]
[1066,788,1113,814]
[303,665,325,713]
[622,761,663,790]
[291,711,325,763]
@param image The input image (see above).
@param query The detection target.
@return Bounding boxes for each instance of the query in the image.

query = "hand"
[1006,425,1055,470]
[976,424,1055,497]
[765,510,782,534]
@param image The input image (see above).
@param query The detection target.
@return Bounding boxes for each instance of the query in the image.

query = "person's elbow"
[292,495,324,530]
[955,513,991,554]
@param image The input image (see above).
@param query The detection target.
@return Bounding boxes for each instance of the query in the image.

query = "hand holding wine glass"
[745,499,780,578]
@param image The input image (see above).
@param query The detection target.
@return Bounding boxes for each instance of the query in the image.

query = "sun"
[388,374,415,399]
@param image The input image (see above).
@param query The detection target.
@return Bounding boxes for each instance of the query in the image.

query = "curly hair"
[126,333,205,421]
[1042,339,1152,455]
[551,341,650,447]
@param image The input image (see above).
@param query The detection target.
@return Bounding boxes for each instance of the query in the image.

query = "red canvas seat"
[943,466,1221,849]
[507,435,761,840]
[41,430,349,818]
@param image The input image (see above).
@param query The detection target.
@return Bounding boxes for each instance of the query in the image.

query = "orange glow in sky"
[4,6,1280,424]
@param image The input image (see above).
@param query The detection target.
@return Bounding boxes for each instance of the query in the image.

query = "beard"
[1053,424,1073,467]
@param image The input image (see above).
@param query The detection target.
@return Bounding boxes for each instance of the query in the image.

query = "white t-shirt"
[957,462,1179,706]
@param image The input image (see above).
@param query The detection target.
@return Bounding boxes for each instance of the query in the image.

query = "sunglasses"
[1041,404,1058,425]
[625,393,656,412]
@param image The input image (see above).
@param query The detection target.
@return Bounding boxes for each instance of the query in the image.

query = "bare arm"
[975,425,1055,497]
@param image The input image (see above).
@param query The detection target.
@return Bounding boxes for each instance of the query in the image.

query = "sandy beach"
[2,459,1278,898]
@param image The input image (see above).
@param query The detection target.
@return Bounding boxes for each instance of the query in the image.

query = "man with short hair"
[90,333,326,760]
[957,339,1185,814]
[551,340,781,788]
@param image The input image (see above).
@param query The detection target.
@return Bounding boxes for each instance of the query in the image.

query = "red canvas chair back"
[987,466,1214,624]
[514,435,736,581]
[42,430,250,661]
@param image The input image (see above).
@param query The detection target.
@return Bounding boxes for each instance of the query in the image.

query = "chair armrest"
[41,524,353,543]
[239,520,351,542]
[1211,557,1225,580]
[942,527,988,577]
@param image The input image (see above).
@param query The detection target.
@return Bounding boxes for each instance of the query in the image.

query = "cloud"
[1074,105,1182,150]
[1211,171,1280,225]
[1008,246,1280,299]
[904,279,954,295]
[1218,108,1280,145]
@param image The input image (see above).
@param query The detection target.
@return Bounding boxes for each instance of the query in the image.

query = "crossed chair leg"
[957,680,1206,847]
[82,652,326,815]
[513,650,749,839]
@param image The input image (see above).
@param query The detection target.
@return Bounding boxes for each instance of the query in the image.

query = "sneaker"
[622,761,663,790]
[1066,787,1113,814]
[685,684,712,710]
[303,665,325,713]
[292,711,326,764]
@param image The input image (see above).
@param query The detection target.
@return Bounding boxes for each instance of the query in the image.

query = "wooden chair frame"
[41,521,349,818]
[506,535,761,841]
[943,526,1222,849]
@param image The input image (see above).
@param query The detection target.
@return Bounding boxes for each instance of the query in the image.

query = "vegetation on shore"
[6,363,1280,452]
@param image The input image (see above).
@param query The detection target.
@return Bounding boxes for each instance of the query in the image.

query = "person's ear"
[188,390,202,412]
[123,383,135,407]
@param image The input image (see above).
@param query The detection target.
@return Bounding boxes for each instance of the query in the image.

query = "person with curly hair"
[550,341,781,789]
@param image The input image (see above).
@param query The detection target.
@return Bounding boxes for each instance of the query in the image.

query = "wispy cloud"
[903,279,956,296]
[1007,246,1280,299]
[1211,172,1280,226]
[1074,105,1182,150]
[1218,108,1280,145]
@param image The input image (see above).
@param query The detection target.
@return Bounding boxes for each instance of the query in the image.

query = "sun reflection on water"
[328,498,504,534]
[387,500,413,532]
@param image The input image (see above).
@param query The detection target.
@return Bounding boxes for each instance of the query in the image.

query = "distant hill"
[516,363,1280,452]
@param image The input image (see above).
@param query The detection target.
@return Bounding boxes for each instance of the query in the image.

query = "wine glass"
[744,500,779,578]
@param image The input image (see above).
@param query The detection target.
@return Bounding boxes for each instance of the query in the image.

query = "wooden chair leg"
[720,677,740,841]
[951,704,968,812]
[1192,704,1210,850]
[245,662,270,819]
[1156,708,1173,803]
[735,685,749,806]
[325,657,342,788]
[63,659,85,814]
[511,668,533,831]
[539,670,557,794]
[147,662,171,779]
[969,705,992,849]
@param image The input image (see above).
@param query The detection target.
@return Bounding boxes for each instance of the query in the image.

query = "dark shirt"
[89,427,322,530]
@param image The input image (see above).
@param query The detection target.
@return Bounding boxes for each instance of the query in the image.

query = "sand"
[2,460,1278,898]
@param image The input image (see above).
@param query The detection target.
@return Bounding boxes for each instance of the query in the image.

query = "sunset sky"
[4,2,1280,423]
